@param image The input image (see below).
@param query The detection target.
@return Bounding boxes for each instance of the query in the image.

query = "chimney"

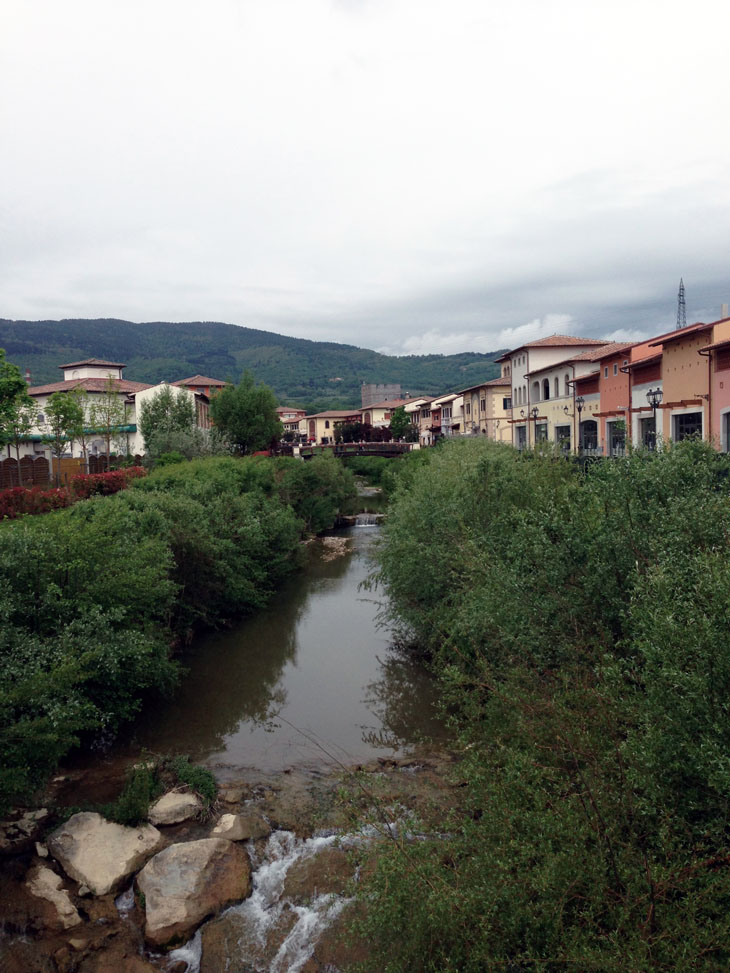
[722,303,729,319]
[24,368,31,385]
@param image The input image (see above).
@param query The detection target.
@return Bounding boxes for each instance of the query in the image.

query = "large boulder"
[47,812,163,896]
[25,863,82,931]
[137,838,252,948]
[148,789,202,826]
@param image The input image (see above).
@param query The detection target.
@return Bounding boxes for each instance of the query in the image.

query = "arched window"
[542,378,550,400]
[532,381,540,402]
[554,377,559,398]
[564,374,570,396]
[522,385,527,405]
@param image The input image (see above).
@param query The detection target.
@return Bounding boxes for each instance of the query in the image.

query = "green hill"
[0,318,504,409]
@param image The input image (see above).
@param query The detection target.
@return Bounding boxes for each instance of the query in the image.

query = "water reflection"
[112,528,441,771]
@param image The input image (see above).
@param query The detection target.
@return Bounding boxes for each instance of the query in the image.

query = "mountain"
[0,318,504,409]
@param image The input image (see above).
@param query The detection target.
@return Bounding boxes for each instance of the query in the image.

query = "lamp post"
[576,395,585,453]
[646,387,662,450]
[530,405,539,444]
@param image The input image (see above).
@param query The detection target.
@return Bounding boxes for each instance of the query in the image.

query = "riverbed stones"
[282,845,352,903]
[200,907,297,973]
[211,811,270,842]
[136,837,252,947]
[25,863,82,930]
[148,788,202,826]
[47,812,163,896]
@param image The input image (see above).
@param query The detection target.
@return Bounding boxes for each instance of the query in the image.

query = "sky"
[2,0,729,356]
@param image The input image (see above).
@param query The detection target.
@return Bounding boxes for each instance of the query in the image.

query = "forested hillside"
[0,318,503,409]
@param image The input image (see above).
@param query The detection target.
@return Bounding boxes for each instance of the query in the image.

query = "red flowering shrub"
[70,466,147,499]
[0,487,72,520]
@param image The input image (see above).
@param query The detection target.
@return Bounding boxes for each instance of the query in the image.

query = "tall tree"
[209,372,281,455]
[0,349,28,454]
[388,406,410,441]
[138,385,195,453]
[90,378,129,462]
[43,392,84,484]
[69,387,92,471]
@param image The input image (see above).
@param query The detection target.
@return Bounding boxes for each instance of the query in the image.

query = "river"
[65,522,442,791]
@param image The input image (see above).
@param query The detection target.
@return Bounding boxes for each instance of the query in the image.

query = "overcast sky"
[2,0,729,355]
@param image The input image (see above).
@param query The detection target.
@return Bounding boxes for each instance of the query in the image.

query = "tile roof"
[29,378,151,396]
[361,398,413,410]
[59,358,126,369]
[648,321,711,348]
[171,375,228,387]
[303,409,361,419]
[496,334,607,361]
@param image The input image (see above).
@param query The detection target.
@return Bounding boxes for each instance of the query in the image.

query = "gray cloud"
[1,0,728,356]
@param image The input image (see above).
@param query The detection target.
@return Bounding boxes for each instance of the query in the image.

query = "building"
[276,406,307,436]
[430,393,464,437]
[403,397,436,446]
[361,383,402,409]
[460,370,512,442]
[497,335,608,449]
[360,398,413,429]
[298,409,360,444]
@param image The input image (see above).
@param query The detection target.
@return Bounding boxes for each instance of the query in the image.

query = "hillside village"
[4,307,730,481]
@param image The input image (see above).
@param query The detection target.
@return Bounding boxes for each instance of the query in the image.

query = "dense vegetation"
[357,438,730,971]
[0,318,503,409]
[0,454,354,812]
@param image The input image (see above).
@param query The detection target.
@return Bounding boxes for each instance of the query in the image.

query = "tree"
[138,385,196,457]
[69,387,92,471]
[43,392,84,483]
[0,349,29,452]
[209,372,281,455]
[2,396,38,484]
[90,378,129,462]
[388,405,410,441]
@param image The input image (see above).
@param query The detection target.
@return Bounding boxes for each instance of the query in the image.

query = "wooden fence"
[0,454,144,488]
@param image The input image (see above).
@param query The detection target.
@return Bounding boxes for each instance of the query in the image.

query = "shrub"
[69,467,147,499]
[0,486,71,520]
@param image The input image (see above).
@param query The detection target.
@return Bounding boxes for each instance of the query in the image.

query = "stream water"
[74,523,442,782]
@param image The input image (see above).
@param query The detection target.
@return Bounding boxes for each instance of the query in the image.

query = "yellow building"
[459,375,512,442]
[298,410,360,444]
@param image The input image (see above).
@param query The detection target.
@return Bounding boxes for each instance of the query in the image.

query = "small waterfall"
[172,830,351,973]
[354,513,378,527]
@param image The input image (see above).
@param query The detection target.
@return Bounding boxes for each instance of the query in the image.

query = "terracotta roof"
[648,321,711,348]
[29,377,151,396]
[626,353,662,370]
[701,337,730,352]
[303,410,361,420]
[361,398,412,410]
[573,370,601,383]
[171,375,228,388]
[59,358,126,369]
[496,335,607,361]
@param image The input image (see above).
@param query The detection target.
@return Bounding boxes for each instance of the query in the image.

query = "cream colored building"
[497,335,608,449]
[298,409,360,444]
[360,398,413,429]
[459,372,512,443]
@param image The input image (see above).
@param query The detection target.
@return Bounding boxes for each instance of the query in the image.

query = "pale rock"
[68,938,89,951]
[210,812,269,842]
[36,841,49,858]
[48,812,163,896]
[137,838,252,947]
[25,863,82,930]
[78,884,91,897]
[148,789,202,826]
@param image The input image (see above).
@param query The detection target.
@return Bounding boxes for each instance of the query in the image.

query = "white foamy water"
[172,829,352,973]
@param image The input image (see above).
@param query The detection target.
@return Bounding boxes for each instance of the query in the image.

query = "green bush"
[0,454,354,811]
[355,438,730,970]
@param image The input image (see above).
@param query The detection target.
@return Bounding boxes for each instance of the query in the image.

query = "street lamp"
[646,387,662,450]
[576,395,585,452]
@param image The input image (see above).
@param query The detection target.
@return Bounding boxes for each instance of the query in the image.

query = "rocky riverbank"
[0,748,457,973]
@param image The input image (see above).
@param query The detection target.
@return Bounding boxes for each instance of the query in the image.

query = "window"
[542,378,550,400]
[564,374,570,396]
[554,377,559,398]
[37,412,45,423]
[466,402,471,415]
[503,396,512,410]
[532,381,540,401]
[613,363,618,376]
[480,398,486,413]
[604,366,608,378]
[422,410,430,420]
[325,420,330,429]
[674,412,702,440]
